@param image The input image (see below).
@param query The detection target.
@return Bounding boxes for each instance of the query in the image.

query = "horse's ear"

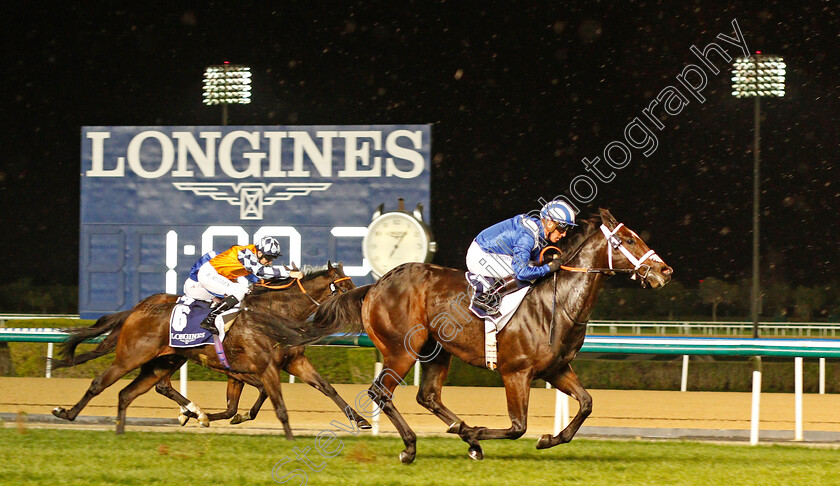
[599,208,618,229]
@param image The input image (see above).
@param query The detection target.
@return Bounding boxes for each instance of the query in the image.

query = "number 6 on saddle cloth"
[169,297,239,348]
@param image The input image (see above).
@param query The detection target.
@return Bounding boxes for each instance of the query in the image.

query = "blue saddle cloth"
[169,297,215,347]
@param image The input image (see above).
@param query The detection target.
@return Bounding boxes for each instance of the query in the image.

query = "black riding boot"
[472,276,523,315]
[200,295,239,335]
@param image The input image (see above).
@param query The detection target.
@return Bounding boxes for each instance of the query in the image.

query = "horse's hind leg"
[52,357,140,422]
[365,349,418,464]
[536,363,592,449]
[115,356,185,434]
[415,348,483,459]
[284,349,372,430]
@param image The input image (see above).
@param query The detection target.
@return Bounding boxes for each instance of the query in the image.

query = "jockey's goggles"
[545,219,574,233]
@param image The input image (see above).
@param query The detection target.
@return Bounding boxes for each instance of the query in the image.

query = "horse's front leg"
[284,351,372,430]
[231,384,267,424]
[458,368,532,444]
[151,358,211,428]
[259,364,294,439]
[536,363,592,449]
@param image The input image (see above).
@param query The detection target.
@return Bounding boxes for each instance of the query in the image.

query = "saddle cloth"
[466,273,531,332]
[466,273,531,371]
[168,296,238,348]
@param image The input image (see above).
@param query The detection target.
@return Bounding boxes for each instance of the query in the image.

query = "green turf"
[1,428,837,485]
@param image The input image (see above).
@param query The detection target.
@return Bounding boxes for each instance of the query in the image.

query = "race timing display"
[79,125,431,319]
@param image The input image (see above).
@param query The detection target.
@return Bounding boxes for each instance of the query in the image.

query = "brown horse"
[309,209,672,463]
[52,262,371,436]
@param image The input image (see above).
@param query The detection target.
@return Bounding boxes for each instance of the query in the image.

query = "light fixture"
[203,63,252,124]
[731,54,785,339]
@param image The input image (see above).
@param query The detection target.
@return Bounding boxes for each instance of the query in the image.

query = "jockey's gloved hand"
[547,259,563,273]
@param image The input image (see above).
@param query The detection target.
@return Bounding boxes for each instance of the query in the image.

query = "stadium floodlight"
[731,54,785,339]
[202,63,252,125]
[731,55,786,98]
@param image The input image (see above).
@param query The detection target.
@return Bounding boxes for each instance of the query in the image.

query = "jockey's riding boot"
[200,295,239,335]
[473,276,523,315]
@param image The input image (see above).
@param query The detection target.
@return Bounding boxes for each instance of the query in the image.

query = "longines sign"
[80,125,431,319]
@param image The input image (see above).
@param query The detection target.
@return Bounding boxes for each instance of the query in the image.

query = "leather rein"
[258,276,352,306]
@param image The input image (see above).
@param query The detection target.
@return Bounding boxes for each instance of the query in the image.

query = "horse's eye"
[626,238,635,245]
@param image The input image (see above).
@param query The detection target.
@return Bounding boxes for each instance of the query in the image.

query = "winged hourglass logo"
[172,182,333,220]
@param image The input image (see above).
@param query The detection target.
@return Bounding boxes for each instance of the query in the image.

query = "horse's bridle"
[599,224,658,280]
[560,223,659,282]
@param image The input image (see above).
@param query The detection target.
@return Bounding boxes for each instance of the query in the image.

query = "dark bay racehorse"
[309,209,672,463]
[52,262,371,436]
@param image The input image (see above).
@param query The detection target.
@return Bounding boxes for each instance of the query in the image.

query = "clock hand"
[388,232,407,257]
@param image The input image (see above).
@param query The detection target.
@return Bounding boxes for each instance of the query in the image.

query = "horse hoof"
[468,445,484,461]
[536,434,553,450]
[178,414,189,426]
[357,418,372,430]
[446,421,462,434]
[198,413,210,428]
[230,413,246,425]
[52,407,69,421]
[399,450,415,464]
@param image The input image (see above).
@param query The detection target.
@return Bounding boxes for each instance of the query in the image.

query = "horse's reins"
[257,276,352,306]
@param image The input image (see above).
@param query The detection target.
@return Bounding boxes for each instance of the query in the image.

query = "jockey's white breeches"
[183,261,249,302]
[466,241,515,283]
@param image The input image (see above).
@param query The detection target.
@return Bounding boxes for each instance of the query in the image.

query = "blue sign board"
[80,125,431,319]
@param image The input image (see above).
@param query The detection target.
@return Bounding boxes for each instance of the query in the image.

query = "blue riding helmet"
[256,236,281,259]
[540,200,577,231]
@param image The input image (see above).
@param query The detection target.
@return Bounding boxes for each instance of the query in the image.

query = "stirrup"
[473,295,501,316]
[200,317,219,335]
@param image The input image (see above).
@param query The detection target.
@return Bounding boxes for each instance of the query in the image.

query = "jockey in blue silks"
[466,200,577,316]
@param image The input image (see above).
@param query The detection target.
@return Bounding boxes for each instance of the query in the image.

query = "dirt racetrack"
[1,378,838,441]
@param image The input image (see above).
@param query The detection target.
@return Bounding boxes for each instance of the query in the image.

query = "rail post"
[750,369,762,445]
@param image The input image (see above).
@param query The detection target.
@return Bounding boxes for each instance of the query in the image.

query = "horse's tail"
[280,284,371,346]
[50,310,132,369]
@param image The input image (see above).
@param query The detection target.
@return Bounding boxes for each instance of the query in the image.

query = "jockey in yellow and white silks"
[183,236,302,334]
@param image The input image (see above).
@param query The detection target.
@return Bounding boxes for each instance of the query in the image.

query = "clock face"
[362,212,432,277]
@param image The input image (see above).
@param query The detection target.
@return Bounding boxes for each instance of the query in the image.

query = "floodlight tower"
[202,63,252,125]
[731,54,785,338]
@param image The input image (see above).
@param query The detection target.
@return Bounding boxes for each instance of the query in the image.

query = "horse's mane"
[557,214,602,265]
[299,264,333,282]
[240,308,314,346]
[250,263,337,296]
[527,213,603,290]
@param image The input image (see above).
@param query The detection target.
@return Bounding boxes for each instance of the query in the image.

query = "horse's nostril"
[661,266,673,276]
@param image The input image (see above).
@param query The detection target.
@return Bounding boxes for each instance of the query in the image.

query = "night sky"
[4,2,838,290]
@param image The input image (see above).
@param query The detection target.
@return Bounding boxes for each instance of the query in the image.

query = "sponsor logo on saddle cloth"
[465,273,531,371]
[169,296,239,347]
